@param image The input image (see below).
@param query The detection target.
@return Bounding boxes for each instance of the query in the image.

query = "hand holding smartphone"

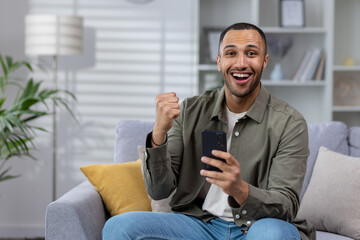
[201,129,227,172]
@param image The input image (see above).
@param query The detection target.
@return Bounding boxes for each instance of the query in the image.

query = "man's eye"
[247,51,257,56]
[225,51,235,56]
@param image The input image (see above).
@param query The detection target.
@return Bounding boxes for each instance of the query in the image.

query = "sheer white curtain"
[28,0,197,195]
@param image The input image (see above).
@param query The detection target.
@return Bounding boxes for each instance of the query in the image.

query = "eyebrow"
[223,44,261,51]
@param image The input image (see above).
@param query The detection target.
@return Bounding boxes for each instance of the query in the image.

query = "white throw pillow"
[297,146,360,239]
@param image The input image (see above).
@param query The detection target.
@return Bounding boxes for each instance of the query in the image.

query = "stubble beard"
[223,65,263,98]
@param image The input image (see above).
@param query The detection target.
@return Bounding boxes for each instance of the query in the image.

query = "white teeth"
[233,73,249,78]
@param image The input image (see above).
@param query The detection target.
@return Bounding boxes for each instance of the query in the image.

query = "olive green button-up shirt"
[142,86,316,240]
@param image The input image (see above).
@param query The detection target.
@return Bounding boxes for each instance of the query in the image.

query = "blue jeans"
[102,212,301,240]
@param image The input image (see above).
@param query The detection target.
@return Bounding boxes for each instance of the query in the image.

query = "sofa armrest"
[45,181,108,240]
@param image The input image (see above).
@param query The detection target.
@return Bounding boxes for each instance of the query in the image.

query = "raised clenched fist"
[152,92,180,147]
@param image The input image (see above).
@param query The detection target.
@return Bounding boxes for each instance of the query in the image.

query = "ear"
[216,55,221,72]
[262,54,269,72]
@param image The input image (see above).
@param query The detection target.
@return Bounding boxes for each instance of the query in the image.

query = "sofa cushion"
[297,146,360,240]
[301,121,349,199]
[316,231,353,240]
[80,160,151,216]
[114,120,154,163]
[348,126,360,157]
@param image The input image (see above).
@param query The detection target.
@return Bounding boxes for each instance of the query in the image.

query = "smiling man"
[103,22,316,240]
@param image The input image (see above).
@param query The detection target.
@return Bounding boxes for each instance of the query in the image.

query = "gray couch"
[45,120,358,240]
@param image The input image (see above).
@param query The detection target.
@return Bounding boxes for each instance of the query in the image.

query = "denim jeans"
[102,211,301,240]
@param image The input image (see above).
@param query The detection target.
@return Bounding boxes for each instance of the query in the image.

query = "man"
[103,22,316,240]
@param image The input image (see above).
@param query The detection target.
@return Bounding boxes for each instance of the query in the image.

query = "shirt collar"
[211,87,226,123]
[246,85,269,123]
[211,85,270,124]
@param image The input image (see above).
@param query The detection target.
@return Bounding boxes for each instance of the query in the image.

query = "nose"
[234,53,249,69]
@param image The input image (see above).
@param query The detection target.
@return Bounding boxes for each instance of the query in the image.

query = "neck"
[225,85,260,113]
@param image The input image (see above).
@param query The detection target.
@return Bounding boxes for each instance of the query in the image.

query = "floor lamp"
[25,14,83,201]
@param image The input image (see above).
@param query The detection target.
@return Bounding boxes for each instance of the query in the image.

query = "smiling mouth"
[231,73,252,82]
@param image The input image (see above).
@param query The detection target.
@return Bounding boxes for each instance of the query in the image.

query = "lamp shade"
[25,15,83,56]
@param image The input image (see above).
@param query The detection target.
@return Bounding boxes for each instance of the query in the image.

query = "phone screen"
[201,129,227,172]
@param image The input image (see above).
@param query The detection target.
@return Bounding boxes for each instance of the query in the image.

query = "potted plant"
[0,54,76,182]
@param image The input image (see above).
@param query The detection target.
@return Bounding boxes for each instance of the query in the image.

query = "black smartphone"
[201,129,227,172]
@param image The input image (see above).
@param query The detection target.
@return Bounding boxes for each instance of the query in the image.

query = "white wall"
[0,1,50,238]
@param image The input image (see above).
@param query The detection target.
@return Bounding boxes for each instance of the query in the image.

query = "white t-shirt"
[202,106,246,221]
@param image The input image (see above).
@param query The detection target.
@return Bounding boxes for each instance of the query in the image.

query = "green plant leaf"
[6,81,22,89]
[0,166,20,182]
[53,96,77,121]
[18,78,34,100]
[38,89,56,99]
[0,98,5,109]
[1,131,34,159]
[28,125,47,132]
[23,61,33,72]
[7,136,23,155]
[1,117,14,132]
[63,89,77,101]
[5,56,13,70]
[0,54,8,77]
[20,98,40,111]
[11,134,31,153]
[0,174,20,182]
[21,112,48,123]
[0,77,5,94]
[0,53,78,183]
[8,61,24,74]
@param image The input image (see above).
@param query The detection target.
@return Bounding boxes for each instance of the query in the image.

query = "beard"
[222,64,264,98]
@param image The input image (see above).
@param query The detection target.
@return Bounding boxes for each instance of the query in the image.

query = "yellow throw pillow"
[80,160,151,216]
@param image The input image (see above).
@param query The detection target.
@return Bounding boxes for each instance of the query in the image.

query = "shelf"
[262,80,325,87]
[333,106,360,112]
[333,65,360,72]
[262,27,327,34]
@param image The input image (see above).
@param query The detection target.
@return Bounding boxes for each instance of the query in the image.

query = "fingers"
[153,92,180,142]
[212,150,240,167]
[155,92,180,104]
[201,156,227,173]
[200,151,247,203]
[200,163,229,190]
[157,102,181,118]
[155,93,180,124]
[200,164,222,179]
[155,92,180,117]
[200,151,240,181]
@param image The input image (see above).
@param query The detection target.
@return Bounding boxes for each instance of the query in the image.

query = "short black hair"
[218,22,267,55]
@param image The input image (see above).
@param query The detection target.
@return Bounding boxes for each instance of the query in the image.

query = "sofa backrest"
[301,121,349,199]
[348,127,360,157]
[114,119,154,163]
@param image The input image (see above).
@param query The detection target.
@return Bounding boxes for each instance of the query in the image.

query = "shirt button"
[234,131,239,137]
[246,221,251,225]
[242,210,247,215]
[235,214,240,219]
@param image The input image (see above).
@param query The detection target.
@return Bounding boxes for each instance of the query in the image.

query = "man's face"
[217,29,268,99]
